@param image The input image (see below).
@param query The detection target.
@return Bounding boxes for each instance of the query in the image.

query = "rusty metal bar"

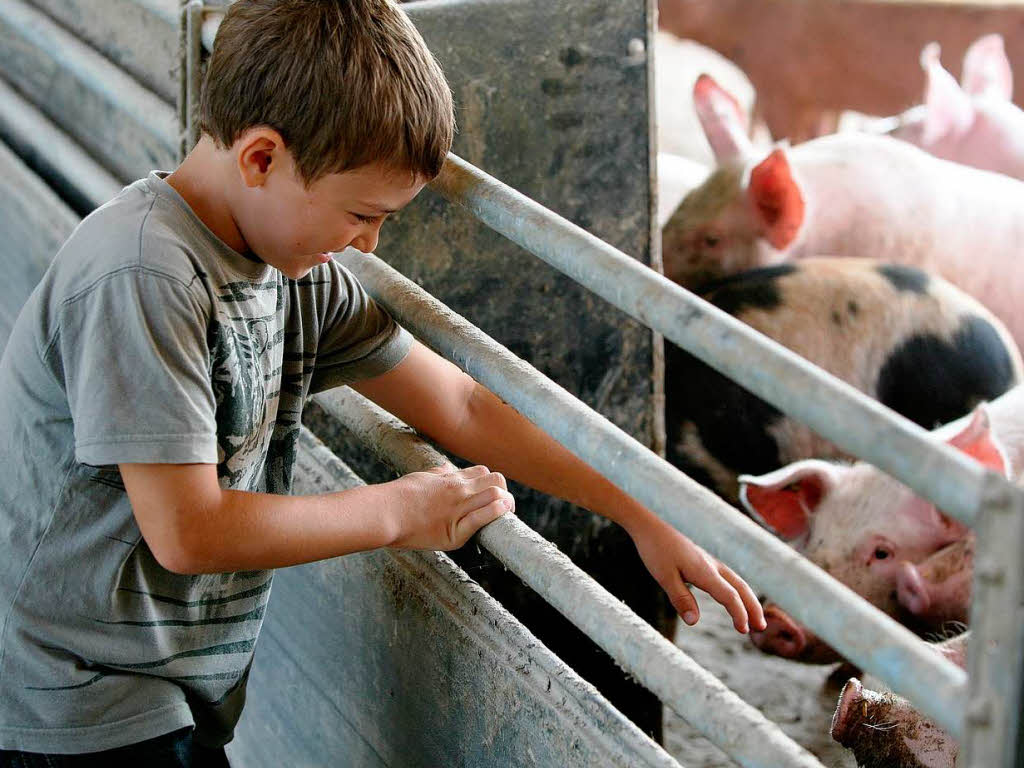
[313,387,827,768]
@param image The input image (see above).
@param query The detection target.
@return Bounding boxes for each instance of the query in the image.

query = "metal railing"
[183,4,1024,766]
[314,388,826,768]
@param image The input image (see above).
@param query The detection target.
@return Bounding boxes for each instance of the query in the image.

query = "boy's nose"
[350,225,380,254]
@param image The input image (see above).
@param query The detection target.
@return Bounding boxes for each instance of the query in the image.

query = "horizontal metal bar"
[0,0,178,181]
[432,153,996,530]
[313,387,826,768]
[0,77,122,213]
[337,249,968,738]
[293,426,683,767]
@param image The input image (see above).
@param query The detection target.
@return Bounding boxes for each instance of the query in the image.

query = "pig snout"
[895,539,974,627]
[831,678,959,768]
[830,678,869,748]
[750,604,806,658]
[896,561,931,618]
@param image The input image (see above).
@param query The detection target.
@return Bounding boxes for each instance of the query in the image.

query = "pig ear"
[738,460,840,543]
[747,148,805,251]
[946,405,1010,477]
[694,73,755,163]
[961,34,1013,100]
[920,42,975,145]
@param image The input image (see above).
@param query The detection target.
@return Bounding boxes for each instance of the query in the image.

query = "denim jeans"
[0,727,229,768]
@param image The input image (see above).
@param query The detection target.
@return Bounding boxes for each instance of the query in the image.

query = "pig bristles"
[862,721,900,732]
[922,622,968,643]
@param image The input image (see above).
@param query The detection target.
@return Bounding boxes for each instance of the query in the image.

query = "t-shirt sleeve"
[307,260,413,393]
[56,268,219,466]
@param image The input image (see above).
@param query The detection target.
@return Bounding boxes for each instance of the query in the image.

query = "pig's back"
[665,258,1021,500]
[790,133,1024,350]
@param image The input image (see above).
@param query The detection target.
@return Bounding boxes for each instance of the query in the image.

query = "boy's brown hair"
[199,0,455,183]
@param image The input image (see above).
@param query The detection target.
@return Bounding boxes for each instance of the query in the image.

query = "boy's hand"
[386,464,514,551]
[627,514,767,635]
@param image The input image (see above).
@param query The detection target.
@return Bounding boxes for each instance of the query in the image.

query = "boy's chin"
[280,266,316,280]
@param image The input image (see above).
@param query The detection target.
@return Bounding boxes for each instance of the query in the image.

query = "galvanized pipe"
[313,387,827,768]
[0,0,178,157]
[0,78,121,213]
[431,153,992,530]
[182,1,205,157]
[294,425,685,768]
[337,249,968,738]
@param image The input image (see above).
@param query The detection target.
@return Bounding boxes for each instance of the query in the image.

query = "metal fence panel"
[230,429,683,768]
[286,0,673,735]
[0,0,177,181]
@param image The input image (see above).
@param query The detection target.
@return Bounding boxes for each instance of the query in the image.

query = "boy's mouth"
[317,252,332,263]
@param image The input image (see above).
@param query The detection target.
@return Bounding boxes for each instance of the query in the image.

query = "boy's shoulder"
[51,172,248,301]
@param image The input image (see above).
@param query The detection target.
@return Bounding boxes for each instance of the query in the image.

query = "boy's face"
[231,130,427,279]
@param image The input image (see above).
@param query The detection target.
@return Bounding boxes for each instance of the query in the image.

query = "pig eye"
[873,546,892,561]
[704,235,720,248]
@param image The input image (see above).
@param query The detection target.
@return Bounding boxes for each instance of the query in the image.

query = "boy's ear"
[236,127,287,188]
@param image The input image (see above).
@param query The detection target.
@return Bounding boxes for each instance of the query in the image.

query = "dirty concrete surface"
[665,592,857,768]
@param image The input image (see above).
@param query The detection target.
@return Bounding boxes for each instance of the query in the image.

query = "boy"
[0,0,764,763]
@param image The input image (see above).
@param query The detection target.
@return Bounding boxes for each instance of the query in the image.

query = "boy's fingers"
[462,486,514,515]
[699,570,749,634]
[467,471,507,494]
[666,572,700,626]
[459,464,491,479]
[455,498,509,543]
[719,562,766,632]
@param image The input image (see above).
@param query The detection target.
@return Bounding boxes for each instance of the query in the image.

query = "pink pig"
[736,385,1024,663]
[884,35,1024,181]
[660,74,1024,350]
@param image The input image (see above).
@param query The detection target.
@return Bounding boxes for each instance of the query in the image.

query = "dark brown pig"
[830,634,968,767]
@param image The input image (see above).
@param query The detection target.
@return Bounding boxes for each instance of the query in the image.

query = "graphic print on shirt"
[210,278,286,492]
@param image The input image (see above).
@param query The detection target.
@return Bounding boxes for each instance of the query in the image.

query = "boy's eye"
[351,213,380,225]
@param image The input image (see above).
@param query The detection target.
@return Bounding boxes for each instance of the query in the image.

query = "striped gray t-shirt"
[0,172,412,753]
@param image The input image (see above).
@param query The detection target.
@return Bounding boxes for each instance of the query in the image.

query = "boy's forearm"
[436,383,658,533]
[178,483,399,573]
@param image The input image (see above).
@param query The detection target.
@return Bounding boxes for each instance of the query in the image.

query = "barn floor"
[664,592,858,768]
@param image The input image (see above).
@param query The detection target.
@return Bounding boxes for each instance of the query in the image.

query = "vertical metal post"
[178,0,204,161]
[961,479,1024,767]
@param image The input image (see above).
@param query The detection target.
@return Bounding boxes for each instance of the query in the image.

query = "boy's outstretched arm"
[120,458,513,574]
[352,342,767,634]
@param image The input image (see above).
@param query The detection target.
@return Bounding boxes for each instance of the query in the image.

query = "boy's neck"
[166,136,252,257]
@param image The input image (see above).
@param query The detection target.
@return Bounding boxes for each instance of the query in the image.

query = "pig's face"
[742,462,966,664]
[831,678,959,768]
[661,165,770,287]
[796,465,968,623]
[739,407,1003,663]
[661,149,805,289]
